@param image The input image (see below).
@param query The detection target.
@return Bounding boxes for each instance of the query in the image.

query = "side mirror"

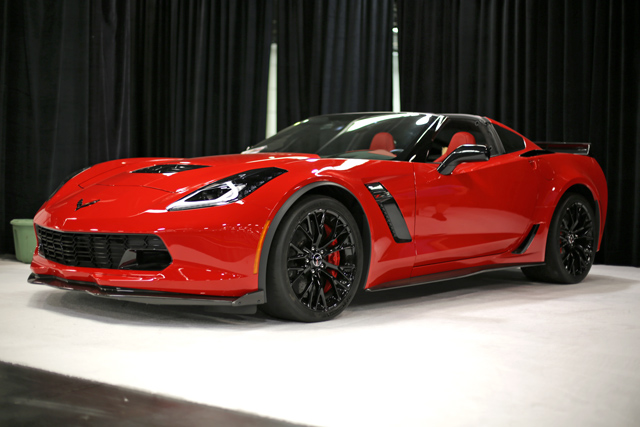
[437,145,490,175]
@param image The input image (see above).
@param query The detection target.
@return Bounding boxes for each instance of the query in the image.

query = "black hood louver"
[132,164,209,174]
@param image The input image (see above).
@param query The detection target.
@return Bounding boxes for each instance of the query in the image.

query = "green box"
[11,219,37,263]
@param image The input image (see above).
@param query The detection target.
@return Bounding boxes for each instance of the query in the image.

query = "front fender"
[256,181,371,294]
[256,162,418,294]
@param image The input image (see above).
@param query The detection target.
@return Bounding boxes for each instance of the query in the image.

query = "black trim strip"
[365,182,412,243]
[367,262,545,292]
[28,273,262,311]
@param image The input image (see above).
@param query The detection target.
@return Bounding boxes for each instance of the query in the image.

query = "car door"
[412,119,540,266]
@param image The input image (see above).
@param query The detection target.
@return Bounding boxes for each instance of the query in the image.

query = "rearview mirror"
[437,145,490,175]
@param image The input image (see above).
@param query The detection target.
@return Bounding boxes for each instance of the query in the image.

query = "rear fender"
[535,155,607,251]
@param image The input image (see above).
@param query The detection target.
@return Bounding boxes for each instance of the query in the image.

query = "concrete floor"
[1,258,639,426]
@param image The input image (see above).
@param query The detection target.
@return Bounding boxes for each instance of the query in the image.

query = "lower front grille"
[36,226,172,271]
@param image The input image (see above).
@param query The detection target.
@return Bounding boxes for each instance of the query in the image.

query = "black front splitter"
[28,273,263,314]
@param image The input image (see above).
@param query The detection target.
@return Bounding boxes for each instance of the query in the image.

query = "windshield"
[244,113,442,161]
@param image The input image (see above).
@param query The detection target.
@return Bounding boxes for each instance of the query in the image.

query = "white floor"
[1,258,639,427]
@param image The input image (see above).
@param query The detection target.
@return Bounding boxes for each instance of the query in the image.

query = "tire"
[522,193,597,284]
[262,196,365,322]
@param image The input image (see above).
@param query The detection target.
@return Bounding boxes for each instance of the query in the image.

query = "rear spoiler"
[535,142,591,155]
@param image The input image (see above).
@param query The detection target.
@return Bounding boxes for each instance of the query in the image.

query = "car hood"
[79,153,322,194]
[38,152,412,233]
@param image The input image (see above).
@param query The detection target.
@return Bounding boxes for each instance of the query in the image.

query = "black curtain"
[277,0,393,130]
[398,0,640,267]
[130,1,273,157]
[90,0,132,164]
[0,1,129,255]
[0,0,272,255]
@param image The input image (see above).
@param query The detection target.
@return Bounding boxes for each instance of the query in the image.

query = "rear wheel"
[522,193,596,284]
[263,196,365,322]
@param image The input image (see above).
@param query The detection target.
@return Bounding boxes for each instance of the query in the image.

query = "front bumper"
[28,273,264,313]
[32,192,275,297]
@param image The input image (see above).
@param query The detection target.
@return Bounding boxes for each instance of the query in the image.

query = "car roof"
[309,111,488,123]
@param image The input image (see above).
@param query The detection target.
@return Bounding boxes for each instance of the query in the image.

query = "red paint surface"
[31,120,608,299]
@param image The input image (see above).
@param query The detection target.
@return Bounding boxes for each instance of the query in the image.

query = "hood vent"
[132,164,209,174]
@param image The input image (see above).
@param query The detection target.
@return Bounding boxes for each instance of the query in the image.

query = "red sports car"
[29,113,608,322]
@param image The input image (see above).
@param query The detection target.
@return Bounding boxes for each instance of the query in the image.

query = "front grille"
[36,226,171,270]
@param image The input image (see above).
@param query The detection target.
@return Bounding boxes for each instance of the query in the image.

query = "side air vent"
[132,164,209,174]
[365,182,412,243]
[512,224,540,254]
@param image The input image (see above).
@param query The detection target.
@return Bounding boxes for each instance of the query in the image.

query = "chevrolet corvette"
[28,112,608,322]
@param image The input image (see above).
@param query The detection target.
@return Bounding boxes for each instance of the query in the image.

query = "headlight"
[166,167,287,211]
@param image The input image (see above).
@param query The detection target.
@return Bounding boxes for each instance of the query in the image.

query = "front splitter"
[28,273,263,314]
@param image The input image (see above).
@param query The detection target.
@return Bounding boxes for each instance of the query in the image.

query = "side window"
[425,119,492,162]
[494,124,526,153]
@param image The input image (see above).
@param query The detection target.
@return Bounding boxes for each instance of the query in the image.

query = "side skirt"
[366,262,544,292]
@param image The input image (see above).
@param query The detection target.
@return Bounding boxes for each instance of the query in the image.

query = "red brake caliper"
[323,224,340,293]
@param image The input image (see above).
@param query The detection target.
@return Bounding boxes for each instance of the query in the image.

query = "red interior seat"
[369,132,395,152]
[436,131,476,162]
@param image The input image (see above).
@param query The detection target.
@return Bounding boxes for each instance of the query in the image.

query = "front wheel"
[263,196,365,322]
[522,193,597,284]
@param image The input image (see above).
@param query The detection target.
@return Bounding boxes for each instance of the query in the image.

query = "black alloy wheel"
[263,196,365,322]
[522,193,596,284]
